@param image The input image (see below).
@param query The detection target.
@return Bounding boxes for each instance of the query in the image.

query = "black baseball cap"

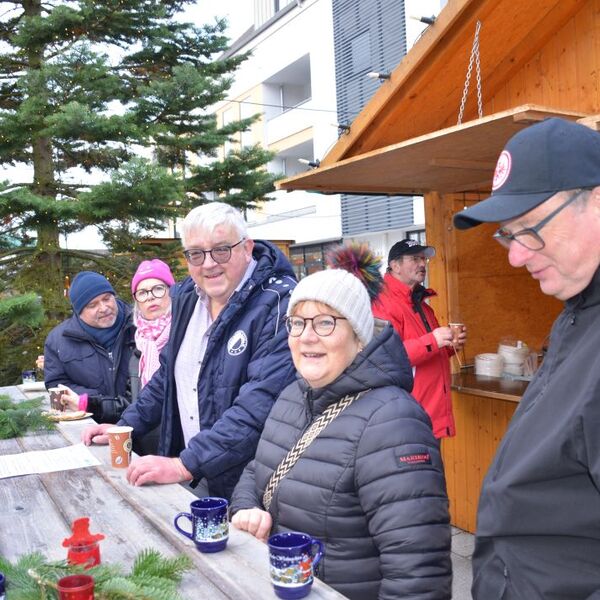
[453,118,600,230]
[388,239,435,263]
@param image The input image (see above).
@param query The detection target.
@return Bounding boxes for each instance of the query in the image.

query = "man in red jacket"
[373,239,466,437]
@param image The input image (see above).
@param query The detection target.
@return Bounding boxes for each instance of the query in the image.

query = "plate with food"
[44,410,93,422]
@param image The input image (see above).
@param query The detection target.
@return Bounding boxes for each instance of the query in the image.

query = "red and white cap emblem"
[492,150,512,191]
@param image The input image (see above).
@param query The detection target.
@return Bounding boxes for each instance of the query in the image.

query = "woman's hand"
[231,508,273,543]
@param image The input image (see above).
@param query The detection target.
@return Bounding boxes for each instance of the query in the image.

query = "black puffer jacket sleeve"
[229,459,262,513]
[355,397,451,599]
[87,394,130,424]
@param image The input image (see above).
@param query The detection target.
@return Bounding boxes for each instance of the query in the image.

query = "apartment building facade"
[215,0,446,276]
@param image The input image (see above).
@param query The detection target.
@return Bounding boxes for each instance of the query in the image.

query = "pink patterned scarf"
[134,310,172,387]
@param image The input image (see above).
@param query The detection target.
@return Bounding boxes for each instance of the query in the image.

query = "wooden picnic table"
[0,385,346,599]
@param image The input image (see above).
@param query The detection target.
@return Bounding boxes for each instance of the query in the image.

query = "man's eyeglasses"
[493,188,590,251]
[403,255,430,264]
[285,314,347,337]
[183,239,245,266]
[133,284,168,302]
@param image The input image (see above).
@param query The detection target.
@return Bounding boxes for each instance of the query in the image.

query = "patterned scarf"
[134,309,172,387]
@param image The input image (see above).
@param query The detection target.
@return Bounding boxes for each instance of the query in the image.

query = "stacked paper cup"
[475,353,504,377]
[498,341,529,376]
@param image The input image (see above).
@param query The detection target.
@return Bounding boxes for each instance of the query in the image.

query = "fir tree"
[0,1,275,381]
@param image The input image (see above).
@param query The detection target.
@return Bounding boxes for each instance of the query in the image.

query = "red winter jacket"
[372,273,455,438]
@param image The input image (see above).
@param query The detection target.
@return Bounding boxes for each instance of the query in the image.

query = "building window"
[275,0,295,12]
[289,240,342,280]
[263,54,311,119]
[406,229,427,245]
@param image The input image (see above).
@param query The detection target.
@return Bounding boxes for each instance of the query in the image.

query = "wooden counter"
[0,385,345,600]
[451,369,528,403]
[442,371,529,533]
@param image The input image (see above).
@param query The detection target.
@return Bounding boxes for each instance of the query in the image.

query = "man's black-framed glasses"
[403,254,430,264]
[183,239,245,266]
[285,314,347,337]
[493,188,590,251]
[133,284,168,302]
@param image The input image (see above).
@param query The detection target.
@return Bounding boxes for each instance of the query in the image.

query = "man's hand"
[126,455,192,487]
[81,423,113,445]
[231,508,273,543]
[59,386,80,411]
[455,325,467,348]
[432,326,454,349]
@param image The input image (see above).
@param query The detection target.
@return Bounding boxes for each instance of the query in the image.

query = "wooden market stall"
[276,0,600,532]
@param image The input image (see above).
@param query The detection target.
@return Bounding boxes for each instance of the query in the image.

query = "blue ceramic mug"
[268,531,324,599]
[174,497,229,553]
[21,369,36,384]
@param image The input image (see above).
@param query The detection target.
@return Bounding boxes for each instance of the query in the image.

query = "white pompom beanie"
[287,269,374,346]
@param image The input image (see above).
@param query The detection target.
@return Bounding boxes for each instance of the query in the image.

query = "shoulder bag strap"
[262,390,366,511]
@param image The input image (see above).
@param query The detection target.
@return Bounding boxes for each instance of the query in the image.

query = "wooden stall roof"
[277,105,586,195]
[276,0,593,195]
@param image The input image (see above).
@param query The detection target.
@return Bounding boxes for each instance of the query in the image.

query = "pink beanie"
[131,259,176,294]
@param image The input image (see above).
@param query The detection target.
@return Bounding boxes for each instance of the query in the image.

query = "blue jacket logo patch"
[227,330,248,356]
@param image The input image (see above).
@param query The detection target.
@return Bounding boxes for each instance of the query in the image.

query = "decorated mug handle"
[311,539,324,571]
[173,512,194,540]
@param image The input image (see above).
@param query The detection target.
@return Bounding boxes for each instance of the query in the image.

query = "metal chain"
[457,20,483,125]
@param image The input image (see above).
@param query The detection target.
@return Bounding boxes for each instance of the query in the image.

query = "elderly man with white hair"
[83,202,297,499]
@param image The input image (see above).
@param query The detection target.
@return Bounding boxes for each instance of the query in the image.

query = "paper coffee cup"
[48,387,65,411]
[107,426,133,468]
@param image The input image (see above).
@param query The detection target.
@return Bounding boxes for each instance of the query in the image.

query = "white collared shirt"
[174,259,257,446]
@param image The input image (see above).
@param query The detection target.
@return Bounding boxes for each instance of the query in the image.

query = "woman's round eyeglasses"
[183,239,245,266]
[285,314,347,337]
[133,284,168,302]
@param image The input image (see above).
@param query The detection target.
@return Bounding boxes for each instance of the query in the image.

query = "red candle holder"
[62,518,105,569]
[57,574,95,600]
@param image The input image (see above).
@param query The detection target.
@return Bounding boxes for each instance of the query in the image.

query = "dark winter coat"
[473,267,600,600]
[231,321,452,600]
[119,240,297,499]
[44,299,136,423]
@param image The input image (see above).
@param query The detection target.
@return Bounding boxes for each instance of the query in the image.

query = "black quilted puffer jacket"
[231,321,452,600]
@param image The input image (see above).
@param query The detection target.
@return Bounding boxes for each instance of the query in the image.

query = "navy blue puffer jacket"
[119,240,297,499]
[231,321,452,599]
[44,299,136,423]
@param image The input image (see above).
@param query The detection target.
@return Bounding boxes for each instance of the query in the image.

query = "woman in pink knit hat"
[131,259,176,387]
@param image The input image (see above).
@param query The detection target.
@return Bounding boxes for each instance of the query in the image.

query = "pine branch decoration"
[326,242,384,300]
[0,549,193,600]
[0,394,55,440]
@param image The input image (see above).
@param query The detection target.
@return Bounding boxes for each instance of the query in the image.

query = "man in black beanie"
[44,270,136,423]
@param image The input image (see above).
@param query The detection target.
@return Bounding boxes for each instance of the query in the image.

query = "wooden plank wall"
[442,393,517,532]
[425,193,563,364]
[467,0,600,122]
[426,192,564,531]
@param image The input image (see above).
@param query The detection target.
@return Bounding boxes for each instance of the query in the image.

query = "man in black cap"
[454,117,600,599]
[373,238,466,438]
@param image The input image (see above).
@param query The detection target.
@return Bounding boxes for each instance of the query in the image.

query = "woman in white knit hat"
[230,268,451,600]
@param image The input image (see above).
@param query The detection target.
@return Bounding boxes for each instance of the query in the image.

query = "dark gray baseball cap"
[453,118,600,229]
[388,239,435,263]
